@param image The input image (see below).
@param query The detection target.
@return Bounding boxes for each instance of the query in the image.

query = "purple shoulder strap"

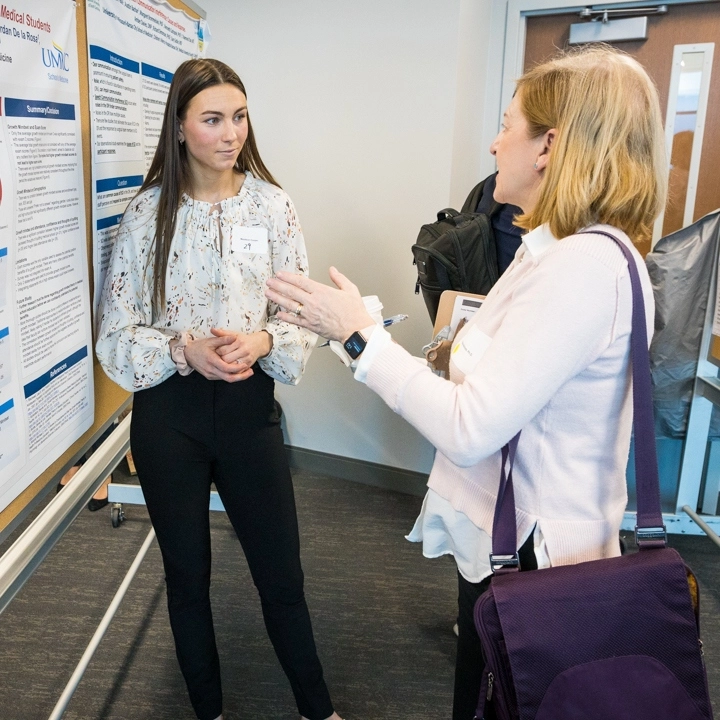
[490,230,665,574]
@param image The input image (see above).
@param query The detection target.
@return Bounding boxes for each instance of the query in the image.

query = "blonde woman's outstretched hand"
[266,267,373,342]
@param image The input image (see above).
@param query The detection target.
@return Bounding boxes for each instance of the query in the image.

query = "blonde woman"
[266,46,666,719]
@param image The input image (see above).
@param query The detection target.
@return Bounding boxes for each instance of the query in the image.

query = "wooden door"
[524,3,720,256]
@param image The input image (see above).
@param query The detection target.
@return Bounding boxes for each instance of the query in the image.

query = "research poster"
[0,1,94,511]
[86,0,206,314]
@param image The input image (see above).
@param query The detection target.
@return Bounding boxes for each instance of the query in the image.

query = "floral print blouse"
[96,172,316,392]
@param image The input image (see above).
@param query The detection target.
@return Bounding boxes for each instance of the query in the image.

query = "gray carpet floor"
[0,468,718,720]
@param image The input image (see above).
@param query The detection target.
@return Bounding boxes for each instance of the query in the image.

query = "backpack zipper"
[487,672,494,701]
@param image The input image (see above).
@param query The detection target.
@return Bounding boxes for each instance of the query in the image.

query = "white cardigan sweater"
[357,224,653,567]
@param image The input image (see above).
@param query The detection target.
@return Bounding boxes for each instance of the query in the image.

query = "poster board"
[0,0,205,539]
[0,1,94,528]
[85,0,207,315]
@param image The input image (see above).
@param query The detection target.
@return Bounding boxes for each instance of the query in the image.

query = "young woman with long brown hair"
[97,58,341,720]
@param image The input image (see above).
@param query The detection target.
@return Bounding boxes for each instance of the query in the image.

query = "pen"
[383,314,409,327]
[319,314,409,347]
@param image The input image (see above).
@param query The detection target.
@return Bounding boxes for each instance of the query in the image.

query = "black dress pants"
[131,369,334,720]
[453,532,537,720]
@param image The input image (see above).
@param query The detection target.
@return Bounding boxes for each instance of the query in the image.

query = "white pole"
[47,527,156,720]
[682,505,720,551]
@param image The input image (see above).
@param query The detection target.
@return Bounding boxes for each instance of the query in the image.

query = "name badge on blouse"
[232,226,269,255]
[451,326,492,375]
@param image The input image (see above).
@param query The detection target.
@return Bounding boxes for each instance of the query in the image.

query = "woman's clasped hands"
[265,266,374,342]
[179,329,273,382]
[178,264,375,384]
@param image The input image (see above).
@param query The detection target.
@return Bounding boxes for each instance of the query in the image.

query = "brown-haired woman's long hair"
[140,58,279,311]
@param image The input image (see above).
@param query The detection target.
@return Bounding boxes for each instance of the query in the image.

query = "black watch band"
[343,331,367,360]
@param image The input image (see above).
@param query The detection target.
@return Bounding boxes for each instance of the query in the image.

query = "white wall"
[203,0,497,473]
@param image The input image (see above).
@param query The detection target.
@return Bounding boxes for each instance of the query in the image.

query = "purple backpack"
[473,231,713,720]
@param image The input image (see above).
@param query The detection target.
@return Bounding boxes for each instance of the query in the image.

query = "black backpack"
[412,177,501,324]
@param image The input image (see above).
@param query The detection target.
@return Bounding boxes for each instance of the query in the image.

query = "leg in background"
[453,572,493,720]
[453,533,538,720]
[57,424,115,510]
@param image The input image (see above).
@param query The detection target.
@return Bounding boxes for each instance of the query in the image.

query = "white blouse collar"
[180,171,254,211]
[521,223,559,258]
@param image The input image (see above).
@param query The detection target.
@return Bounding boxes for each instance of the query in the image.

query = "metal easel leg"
[47,527,156,720]
[701,439,720,515]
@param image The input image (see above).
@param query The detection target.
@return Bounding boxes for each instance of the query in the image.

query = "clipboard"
[426,290,485,375]
[433,290,486,335]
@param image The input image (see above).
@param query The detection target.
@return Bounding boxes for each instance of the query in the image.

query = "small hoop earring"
[533,162,538,170]
[179,137,185,145]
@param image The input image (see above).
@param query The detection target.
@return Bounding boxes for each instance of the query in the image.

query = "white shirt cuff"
[354,325,392,383]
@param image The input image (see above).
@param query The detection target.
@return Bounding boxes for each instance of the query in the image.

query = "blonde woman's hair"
[515,45,667,244]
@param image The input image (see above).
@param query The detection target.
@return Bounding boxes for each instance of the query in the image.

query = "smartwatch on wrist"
[343,330,367,360]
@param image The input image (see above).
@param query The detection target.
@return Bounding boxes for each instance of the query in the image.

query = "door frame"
[480,0,718,177]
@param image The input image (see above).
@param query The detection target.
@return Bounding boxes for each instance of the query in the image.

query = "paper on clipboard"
[450,295,483,333]
[433,290,486,336]
[427,291,485,375]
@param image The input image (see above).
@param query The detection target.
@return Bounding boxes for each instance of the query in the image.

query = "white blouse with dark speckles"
[96,172,316,392]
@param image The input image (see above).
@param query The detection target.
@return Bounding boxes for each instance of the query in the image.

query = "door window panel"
[659,45,714,239]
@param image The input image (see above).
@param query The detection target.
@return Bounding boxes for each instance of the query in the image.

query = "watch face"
[343,332,366,359]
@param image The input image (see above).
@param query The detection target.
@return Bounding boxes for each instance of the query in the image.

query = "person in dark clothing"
[474,172,524,275]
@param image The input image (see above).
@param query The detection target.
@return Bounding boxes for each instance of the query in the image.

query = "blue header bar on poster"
[4,98,75,121]
[97,214,124,231]
[89,45,140,74]
[23,347,89,399]
[142,63,173,83]
[0,398,14,416]
[96,175,143,194]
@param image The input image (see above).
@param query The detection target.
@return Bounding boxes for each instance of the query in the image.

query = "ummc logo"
[41,42,70,72]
